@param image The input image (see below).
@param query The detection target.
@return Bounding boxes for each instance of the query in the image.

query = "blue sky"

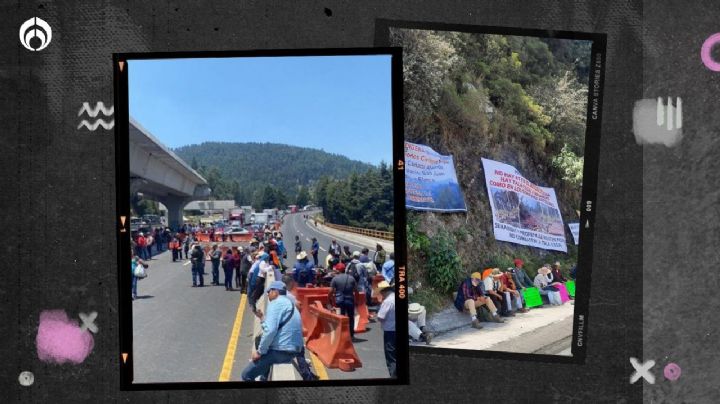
[128,55,393,166]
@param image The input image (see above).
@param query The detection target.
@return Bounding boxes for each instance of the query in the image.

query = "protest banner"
[568,222,580,245]
[405,141,467,212]
[481,158,567,252]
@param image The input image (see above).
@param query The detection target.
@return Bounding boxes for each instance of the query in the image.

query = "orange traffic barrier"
[371,275,385,305]
[196,233,210,242]
[306,301,363,371]
[354,291,369,333]
[299,293,329,337]
[296,287,330,305]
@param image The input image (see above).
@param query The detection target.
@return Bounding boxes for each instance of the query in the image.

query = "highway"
[131,212,392,383]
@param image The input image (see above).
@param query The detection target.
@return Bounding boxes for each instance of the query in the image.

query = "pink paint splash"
[36,310,94,364]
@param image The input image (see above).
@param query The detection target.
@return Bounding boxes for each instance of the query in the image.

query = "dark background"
[6,0,704,402]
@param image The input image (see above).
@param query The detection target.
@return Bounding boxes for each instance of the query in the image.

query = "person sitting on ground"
[550,261,568,283]
[500,268,528,313]
[483,268,513,317]
[292,251,315,288]
[454,272,504,329]
[327,261,359,340]
[509,258,534,290]
[382,252,395,284]
[534,267,561,305]
[408,302,433,344]
[241,281,304,381]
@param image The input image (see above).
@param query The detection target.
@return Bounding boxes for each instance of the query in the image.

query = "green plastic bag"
[566,281,576,297]
[522,287,543,308]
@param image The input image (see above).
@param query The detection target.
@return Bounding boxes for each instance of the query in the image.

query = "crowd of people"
[130,221,399,380]
[453,258,576,330]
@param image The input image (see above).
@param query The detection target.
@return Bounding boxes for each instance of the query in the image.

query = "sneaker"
[492,315,505,323]
[471,319,483,329]
[518,308,529,313]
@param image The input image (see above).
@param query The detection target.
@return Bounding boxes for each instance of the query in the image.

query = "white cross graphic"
[629,357,655,384]
[79,311,99,333]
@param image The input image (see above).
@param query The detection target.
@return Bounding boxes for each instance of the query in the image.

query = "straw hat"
[377,281,393,291]
[296,251,307,260]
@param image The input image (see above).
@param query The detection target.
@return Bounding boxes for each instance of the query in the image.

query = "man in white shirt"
[376,281,396,378]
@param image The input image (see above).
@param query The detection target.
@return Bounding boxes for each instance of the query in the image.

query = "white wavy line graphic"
[78,102,114,117]
[77,119,115,130]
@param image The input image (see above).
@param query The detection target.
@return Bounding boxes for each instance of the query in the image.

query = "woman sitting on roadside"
[534,267,562,305]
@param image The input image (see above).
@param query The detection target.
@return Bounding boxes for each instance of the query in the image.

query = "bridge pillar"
[158,195,192,231]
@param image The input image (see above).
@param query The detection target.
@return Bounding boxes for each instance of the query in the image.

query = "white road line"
[183,261,191,266]
[319,247,327,252]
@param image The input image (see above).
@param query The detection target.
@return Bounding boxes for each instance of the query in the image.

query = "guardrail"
[319,220,394,241]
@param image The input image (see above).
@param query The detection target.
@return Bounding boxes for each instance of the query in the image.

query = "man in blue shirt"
[382,252,395,284]
[241,281,304,381]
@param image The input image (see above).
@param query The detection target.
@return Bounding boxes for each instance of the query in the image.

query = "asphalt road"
[131,213,393,383]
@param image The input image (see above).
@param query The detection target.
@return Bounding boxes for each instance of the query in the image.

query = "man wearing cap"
[382,252,395,284]
[408,302,433,344]
[509,258,534,290]
[455,272,504,329]
[328,262,359,340]
[210,244,222,286]
[500,268,529,313]
[377,281,396,378]
[241,281,304,381]
[293,251,315,287]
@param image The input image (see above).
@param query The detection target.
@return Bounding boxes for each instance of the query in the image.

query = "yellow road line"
[218,293,247,381]
[308,348,329,380]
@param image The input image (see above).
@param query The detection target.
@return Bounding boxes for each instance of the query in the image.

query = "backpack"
[454,278,470,312]
[347,262,360,283]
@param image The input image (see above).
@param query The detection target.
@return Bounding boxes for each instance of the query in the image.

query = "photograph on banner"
[115,48,408,388]
[381,20,604,361]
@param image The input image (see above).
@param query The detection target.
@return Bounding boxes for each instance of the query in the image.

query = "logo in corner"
[20,17,52,52]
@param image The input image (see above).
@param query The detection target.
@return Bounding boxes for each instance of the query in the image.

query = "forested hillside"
[173,142,374,209]
[391,29,591,312]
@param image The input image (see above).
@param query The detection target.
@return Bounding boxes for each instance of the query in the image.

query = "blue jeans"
[339,301,355,338]
[241,349,296,381]
[212,260,220,284]
[224,267,234,289]
[384,330,396,378]
[131,275,138,298]
[192,264,204,286]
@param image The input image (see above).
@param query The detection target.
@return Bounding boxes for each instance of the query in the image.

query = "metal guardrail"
[320,221,394,241]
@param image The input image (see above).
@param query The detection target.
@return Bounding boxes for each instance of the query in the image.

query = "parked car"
[226,226,249,235]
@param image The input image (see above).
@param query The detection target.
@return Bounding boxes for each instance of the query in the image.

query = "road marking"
[308,348,329,380]
[319,247,327,252]
[183,261,191,266]
[218,293,247,381]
